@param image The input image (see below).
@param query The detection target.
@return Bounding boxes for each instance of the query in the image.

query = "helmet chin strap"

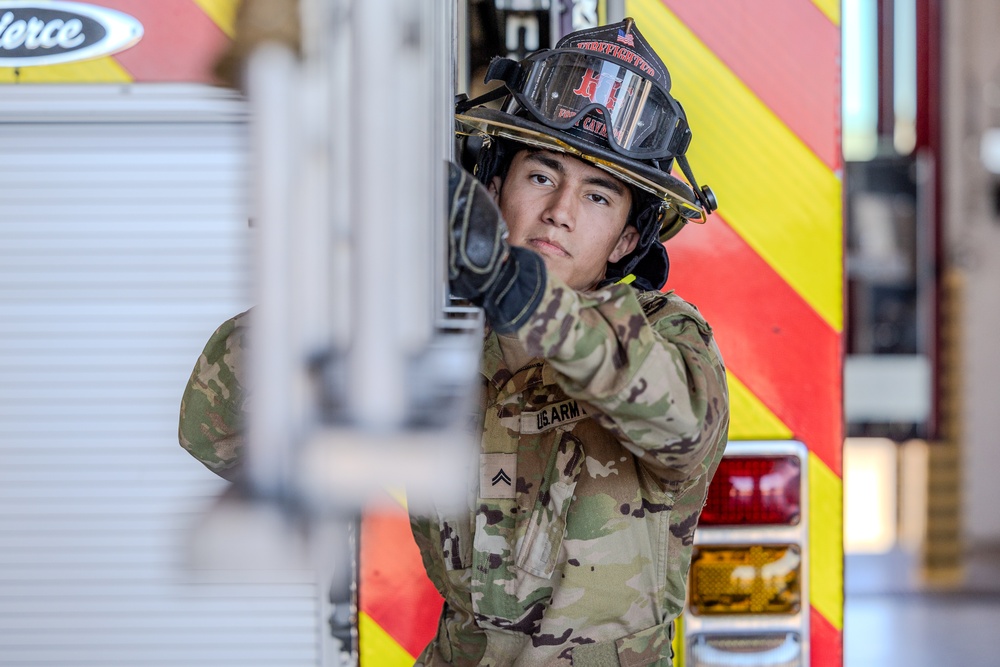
[677,154,718,215]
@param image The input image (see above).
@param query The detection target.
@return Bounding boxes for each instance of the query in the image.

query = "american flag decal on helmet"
[617,29,635,47]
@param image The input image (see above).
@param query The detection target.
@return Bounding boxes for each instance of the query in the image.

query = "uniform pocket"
[515,430,585,579]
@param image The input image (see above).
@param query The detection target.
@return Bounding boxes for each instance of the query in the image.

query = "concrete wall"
[943,1,1000,545]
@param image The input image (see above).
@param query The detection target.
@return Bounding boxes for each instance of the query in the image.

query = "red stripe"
[665,0,841,170]
[99,0,228,82]
[667,217,842,476]
[360,508,443,658]
[810,605,843,667]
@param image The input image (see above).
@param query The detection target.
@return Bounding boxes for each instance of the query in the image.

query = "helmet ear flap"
[455,131,487,174]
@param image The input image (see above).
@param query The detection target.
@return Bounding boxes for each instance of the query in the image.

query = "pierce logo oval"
[0,1,143,67]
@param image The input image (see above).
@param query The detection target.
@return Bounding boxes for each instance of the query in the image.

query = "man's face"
[488,150,638,291]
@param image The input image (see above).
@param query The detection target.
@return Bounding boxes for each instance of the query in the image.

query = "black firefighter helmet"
[455,18,717,291]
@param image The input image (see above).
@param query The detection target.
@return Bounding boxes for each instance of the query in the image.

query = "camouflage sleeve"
[178,311,250,481]
[517,274,729,484]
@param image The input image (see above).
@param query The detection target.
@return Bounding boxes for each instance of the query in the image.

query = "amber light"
[700,456,800,526]
[688,545,801,615]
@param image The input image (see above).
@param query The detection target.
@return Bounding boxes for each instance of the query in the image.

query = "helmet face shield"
[489,50,691,161]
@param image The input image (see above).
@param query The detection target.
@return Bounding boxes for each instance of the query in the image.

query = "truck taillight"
[684,442,810,667]
[700,456,800,526]
[688,545,801,615]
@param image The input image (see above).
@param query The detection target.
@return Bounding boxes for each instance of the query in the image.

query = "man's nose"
[542,187,576,230]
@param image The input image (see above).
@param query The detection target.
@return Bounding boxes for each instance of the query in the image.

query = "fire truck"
[358,3,845,667]
[0,1,842,666]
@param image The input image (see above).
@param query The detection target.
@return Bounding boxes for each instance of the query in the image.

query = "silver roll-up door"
[0,94,322,666]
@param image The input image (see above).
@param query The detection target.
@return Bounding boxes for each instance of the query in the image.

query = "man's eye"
[588,193,609,205]
[530,174,552,185]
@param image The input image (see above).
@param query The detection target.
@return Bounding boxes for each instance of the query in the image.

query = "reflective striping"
[809,606,843,667]
[726,371,793,441]
[638,5,844,662]
[668,215,842,477]
[811,0,841,26]
[809,452,843,631]
[0,0,234,84]
[630,0,843,331]
[666,0,841,169]
[192,0,239,37]
[359,505,442,660]
[0,57,133,83]
[359,612,419,665]
[107,0,229,82]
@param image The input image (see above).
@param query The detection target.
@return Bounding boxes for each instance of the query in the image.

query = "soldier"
[180,18,728,667]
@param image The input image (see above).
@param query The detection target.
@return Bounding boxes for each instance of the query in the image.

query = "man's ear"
[487,176,502,205]
[609,225,640,263]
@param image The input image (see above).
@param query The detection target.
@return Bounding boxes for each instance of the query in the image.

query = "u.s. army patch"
[520,399,588,434]
[480,453,516,499]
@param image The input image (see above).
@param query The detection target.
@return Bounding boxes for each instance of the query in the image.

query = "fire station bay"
[0,2,998,667]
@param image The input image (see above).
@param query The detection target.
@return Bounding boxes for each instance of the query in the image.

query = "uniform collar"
[481,330,556,392]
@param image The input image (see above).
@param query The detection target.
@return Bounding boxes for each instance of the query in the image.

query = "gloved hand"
[447,162,547,333]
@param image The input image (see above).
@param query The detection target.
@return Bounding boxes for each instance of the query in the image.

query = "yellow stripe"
[192,0,239,38]
[358,611,417,665]
[386,487,408,509]
[811,0,841,26]
[671,613,684,667]
[628,0,844,331]
[0,56,132,83]
[727,371,794,440]
[808,452,843,630]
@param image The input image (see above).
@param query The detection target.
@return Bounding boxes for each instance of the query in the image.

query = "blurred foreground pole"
[244,0,477,511]
[197,2,474,664]
[228,5,476,665]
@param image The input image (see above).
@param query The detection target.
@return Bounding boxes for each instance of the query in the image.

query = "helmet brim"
[455,107,705,241]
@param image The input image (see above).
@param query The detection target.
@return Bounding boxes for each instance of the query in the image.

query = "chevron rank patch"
[480,453,517,499]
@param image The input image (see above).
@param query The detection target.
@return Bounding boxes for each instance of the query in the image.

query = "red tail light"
[700,456,801,526]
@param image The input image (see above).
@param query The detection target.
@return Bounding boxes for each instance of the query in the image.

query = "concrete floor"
[844,548,1000,666]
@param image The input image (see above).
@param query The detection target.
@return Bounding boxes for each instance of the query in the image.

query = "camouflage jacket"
[410,275,729,667]
[177,276,729,667]
[178,310,249,481]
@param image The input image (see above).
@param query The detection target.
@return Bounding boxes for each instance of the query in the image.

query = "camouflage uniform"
[178,310,249,482]
[410,273,728,667]
[177,274,728,667]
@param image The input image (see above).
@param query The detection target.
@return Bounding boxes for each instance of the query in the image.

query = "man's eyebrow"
[524,151,565,174]
[583,174,626,196]
[524,151,627,197]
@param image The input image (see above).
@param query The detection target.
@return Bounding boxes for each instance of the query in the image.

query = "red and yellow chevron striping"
[360,501,443,664]
[668,214,842,477]
[0,0,237,84]
[665,0,841,170]
[635,1,844,665]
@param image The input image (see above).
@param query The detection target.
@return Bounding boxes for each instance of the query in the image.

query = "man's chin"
[541,260,598,292]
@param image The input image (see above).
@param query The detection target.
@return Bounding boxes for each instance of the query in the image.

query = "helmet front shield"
[486,50,692,162]
[455,108,705,240]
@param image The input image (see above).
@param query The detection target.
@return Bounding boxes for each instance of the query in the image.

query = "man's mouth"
[528,237,570,257]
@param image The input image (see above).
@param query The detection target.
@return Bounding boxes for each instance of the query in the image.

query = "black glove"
[447,162,547,333]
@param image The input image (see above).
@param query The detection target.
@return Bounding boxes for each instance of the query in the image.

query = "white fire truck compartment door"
[0,100,324,666]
